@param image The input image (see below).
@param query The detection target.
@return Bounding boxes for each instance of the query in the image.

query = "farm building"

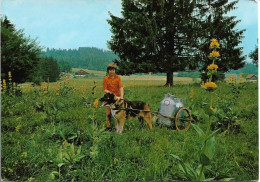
[246,74,258,82]
[75,69,89,77]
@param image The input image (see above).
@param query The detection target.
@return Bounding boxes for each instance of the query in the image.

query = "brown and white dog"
[99,93,153,134]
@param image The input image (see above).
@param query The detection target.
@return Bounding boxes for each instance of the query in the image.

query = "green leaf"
[204,177,215,181]
[191,123,205,138]
[204,137,216,160]
[206,129,220,141]
[170,154,182,161]
[58,163,64,168]
[200,153,210,166]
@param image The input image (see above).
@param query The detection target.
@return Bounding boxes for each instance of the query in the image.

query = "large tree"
[108,0,204,86]
[197,0,246,80]
[249,46,258,67]
[1,16,42,83]
[108,0,246,85]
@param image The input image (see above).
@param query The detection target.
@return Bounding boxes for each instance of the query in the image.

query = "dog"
[99,93,153,134]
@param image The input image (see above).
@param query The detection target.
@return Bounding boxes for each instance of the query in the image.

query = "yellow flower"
[229,74,233,84]
[202,82,217,91]
[44,90,48,94]
[210,39,220,48]
[190,89,194,99]
[209,51,220,58]
[210,105,215,111]
[56,93,60,96]
[207,63,218,71]
[93,99,99,108]
[3,79,7,90]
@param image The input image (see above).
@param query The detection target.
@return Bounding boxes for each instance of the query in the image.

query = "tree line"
[42,47,118,71]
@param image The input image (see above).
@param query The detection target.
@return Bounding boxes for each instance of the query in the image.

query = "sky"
[1,0,258,63]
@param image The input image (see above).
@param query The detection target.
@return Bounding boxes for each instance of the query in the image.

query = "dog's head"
[99,93,117,107]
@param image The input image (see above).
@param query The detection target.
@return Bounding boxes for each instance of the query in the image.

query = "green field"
[1,77,258,181]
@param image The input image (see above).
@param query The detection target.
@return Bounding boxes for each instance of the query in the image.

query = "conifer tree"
[107,0,246,85]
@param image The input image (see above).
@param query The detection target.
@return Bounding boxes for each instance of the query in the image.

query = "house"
[75,69,89,77]
[246,74,258,82]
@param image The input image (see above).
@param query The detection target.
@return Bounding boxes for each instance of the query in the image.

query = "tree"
[198,0,246,81]
[30,57,60,84]
[107,0,246,86]
[108,0,204,86]
[249,46,258,66]
[1,16,42,83]
[58,61,72,72]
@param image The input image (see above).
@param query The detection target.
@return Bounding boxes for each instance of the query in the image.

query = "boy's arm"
[120,87,124,99]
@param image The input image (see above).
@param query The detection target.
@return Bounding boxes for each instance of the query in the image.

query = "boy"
[103,62,124,130]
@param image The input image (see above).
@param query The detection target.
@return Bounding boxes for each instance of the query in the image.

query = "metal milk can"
[157,93,184,126]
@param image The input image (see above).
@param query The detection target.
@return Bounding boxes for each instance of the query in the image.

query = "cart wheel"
[175,107,192,131]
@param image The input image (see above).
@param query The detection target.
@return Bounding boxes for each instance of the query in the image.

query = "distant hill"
[228,63,258,75]
[41,47,119,71]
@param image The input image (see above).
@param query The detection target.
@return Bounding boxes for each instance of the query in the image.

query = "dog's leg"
[115,119,119,132]
[118,117,126,134]
[143,105,153,129]
[138,116,145,127]
[144,113,153,129]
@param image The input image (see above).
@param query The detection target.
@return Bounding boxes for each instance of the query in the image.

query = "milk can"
[157,93,184,126]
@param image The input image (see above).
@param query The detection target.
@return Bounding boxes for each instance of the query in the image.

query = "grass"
[1,77,258,181]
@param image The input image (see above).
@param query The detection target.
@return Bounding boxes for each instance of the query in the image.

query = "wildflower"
[229,74,233,84]
[210,105,215,111]
[3,79,6,90]
[13,82,16,94]
[209,51,220,58]
[56,81,60,96]
[8,71,12,82]
[44,90,48,94]
[240,73,243,83]
[207,63,218,71]
[190,89,194,99]
[203,82,217,91]
[210,39,220,48]
[1,80,2,91]
[93,99,99,108]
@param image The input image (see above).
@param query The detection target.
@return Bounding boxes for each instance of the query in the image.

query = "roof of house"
[75,69,89,75]
[246,74,257,79]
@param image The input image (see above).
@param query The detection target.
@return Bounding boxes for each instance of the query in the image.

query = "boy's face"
[108,68,116,77]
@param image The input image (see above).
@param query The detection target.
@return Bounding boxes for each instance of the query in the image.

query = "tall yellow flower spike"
[207,64,218,71]
[190,89,194,99]
[210,39,220,48]
[203,82,217,91]
[229,74,233,84]
[209,51,220,58]
[3,79,7,90]
[93,99,99,108]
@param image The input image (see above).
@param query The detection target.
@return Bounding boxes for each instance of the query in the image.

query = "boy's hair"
[107,62,117,72]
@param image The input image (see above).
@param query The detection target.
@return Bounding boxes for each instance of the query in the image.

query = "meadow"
[1,75,258,181]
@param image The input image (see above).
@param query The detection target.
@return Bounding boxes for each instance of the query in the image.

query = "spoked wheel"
[175,107,192,131]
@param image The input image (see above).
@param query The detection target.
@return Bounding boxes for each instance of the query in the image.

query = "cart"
[156,93,192,131]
